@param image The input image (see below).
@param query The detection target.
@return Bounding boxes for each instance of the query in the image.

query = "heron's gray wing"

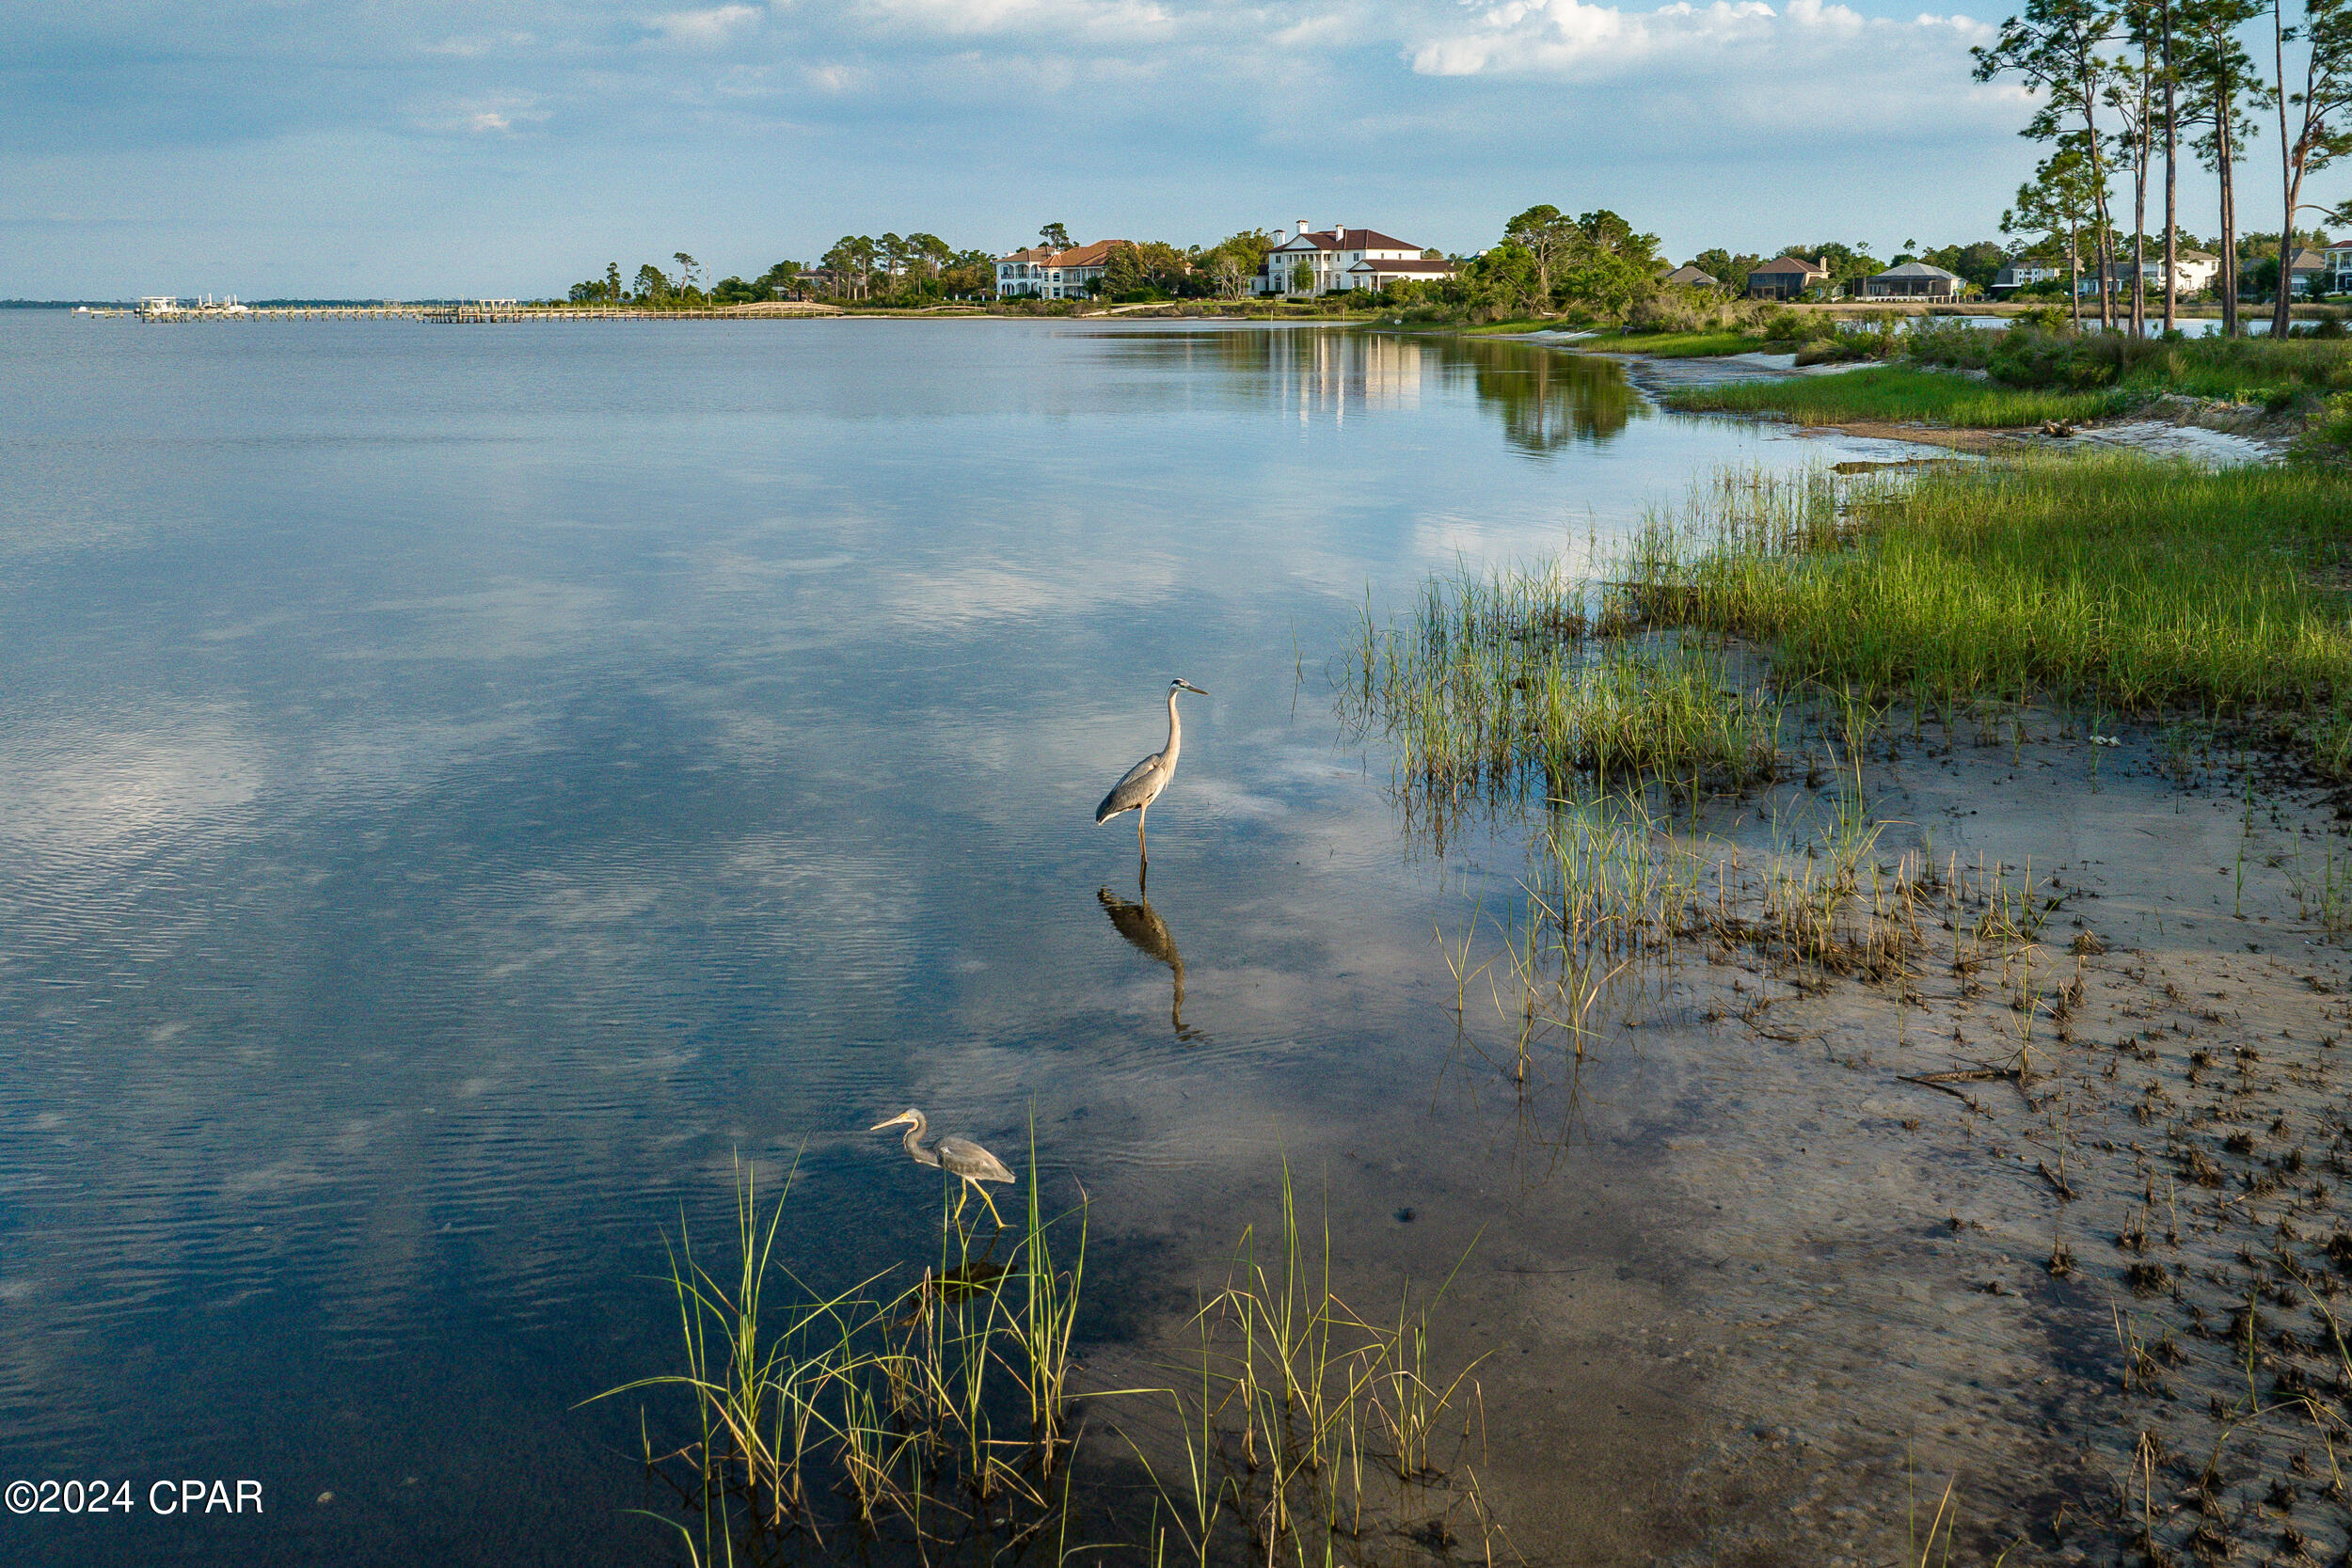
[936,1136,1015,1184]
[1095,752,1164,823]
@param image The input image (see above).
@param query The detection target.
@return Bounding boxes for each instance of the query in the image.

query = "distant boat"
[136,294,248,319]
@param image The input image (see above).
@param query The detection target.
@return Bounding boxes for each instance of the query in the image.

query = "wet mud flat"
[1593,715,2351,1565]
[1073,709,2352,1566]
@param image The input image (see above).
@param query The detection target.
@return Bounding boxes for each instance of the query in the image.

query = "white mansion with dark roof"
[1255,220,1456,295]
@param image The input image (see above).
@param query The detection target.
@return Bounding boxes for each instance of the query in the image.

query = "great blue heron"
[870,1108,1015,1227]
[1096,678,1210,873]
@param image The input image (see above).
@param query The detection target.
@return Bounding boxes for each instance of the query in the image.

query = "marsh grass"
[1883,322,2352,403]
[1660,366,2129,428]
[1628,455,2352,729]
[1346,493,1992,1066]
[2122,334,2352,402]
[1340,558,1784,846]
[2287,837,2352,940]
[1583,329,1769,358]
[1122,1165,1498,1567]
[610,1151,1500,1566]
[597,1146,1093,1560]
[1342,457,2258,1052]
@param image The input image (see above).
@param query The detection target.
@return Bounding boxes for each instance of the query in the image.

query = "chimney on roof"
[1333,223,1344,245]
[1298,217,1311,244]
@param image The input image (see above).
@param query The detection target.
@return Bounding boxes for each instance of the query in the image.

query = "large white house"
[995,240,1131,299]
[1255,221,1453,295]
[1994,250,2220,296]
[2326,244,2352,294]
[2065,252,2224,296]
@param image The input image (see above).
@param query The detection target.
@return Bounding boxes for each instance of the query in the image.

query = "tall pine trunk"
[2276,0,2297,337]
[2220,84,2241,337]
[2165,0,2179,332]
[2136,36,2153,335]
[2070,218,2084,325]
[2085,62,2118,328]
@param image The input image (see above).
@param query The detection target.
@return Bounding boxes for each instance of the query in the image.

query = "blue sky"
[0,0,2189,297]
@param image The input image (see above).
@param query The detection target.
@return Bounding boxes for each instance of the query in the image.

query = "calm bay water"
[0,314,1926,1563]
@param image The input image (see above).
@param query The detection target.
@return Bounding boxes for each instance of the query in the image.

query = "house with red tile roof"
[995,240,1133,299]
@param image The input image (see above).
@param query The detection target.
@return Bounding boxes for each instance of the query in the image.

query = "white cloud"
[0,0,2054,295]
[425,32,537,58]
[804,61,866,91]
[854,0,1175,40]
[644,3,766,47]
[1406,0,1987,78]
[409,92,553,135]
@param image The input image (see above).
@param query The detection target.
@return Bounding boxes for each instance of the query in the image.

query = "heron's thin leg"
[951,1182,969,1229]
[975,1181,1007,1229]
[1136,803,1149,863]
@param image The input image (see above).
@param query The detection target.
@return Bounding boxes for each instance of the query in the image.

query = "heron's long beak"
[1178,680,1210,695]
[869,1113,913,1132]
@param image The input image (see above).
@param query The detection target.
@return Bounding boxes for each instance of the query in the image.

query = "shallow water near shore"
[8,312,2338,1565]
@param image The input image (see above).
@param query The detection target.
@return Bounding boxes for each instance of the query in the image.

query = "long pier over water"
[113,301,846,325]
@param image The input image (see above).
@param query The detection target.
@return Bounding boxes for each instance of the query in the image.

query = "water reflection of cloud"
[0,718,262,849]
[884,557,1179,629]
[344,579,617,662]
[1403,511,1633,583]
[720,830,927,990]
[1174,774,1290,823]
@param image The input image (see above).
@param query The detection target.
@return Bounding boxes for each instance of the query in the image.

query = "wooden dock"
[123,301,845,325]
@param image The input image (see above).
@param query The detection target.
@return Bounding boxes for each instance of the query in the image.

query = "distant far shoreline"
[15,297,1407,325]
[1,298,503,309]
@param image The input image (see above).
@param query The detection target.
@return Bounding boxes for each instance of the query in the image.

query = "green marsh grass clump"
[1120,1165,1496,1567]
[1628,455,2352,723]
[1931,323,2352,403]
[2117,333,2352,403]
[1661,366,2128,429]
[1342,559,1786,829]
[1434,767,1962,1100]
[596,1149,1090,1559]
[1618,290,1765,338]
[1659,325,2352,425]
[2296,391,2352,462]
[607,1153,1499,1564]
[1586,328,1769,358]
[1985,325,2159,390]
[1899,319,2352,402]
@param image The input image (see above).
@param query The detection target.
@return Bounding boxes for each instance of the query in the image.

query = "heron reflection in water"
[1097,887,1200,1040]
[869,1109,1014,1227]
[1095,677,1209,885]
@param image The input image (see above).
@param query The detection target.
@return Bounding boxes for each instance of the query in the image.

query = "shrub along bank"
[1644,316,2352,449]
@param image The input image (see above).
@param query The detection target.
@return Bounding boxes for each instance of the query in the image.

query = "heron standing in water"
[870,1108,1015,1227]
[1096,678,1210,875]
